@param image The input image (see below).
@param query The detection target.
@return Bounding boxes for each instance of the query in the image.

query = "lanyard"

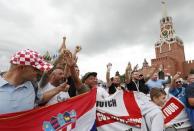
[133,80,140,92]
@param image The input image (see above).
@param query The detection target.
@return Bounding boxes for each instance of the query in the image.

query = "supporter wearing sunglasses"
[169,73,186,105]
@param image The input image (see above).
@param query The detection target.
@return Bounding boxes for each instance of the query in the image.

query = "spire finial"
[161,0,167,18]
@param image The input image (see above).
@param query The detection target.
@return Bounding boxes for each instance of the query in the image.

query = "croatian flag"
[0,88,96,131]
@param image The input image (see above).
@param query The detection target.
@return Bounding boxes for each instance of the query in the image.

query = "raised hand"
[58,82,70,92]
[59,37,67,53]
[107,62,112,69]
[133,64,138,71]
[126,62,132,71]
[173,72,181,80]
[165,73,171,76]
[158,64,164,71]
[63,49,75,67]
[72,45,81,64]
[75,45,82,53]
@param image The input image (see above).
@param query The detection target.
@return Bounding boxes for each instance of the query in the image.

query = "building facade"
[141,1,194,78]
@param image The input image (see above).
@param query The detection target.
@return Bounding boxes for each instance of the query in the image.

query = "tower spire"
[161,0,167,18]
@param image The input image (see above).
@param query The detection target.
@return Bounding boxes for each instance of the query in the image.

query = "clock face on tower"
[162,30,168,38]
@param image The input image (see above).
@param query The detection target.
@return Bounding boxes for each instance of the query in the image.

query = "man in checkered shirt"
[0,49,69,114]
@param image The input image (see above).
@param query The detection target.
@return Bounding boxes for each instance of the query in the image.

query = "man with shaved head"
[41,68,70,105]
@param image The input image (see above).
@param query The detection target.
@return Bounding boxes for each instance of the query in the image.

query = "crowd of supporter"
[0,38,194,131]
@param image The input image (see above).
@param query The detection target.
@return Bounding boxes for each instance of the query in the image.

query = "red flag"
[162,96,184,124]
[0,88,96,131]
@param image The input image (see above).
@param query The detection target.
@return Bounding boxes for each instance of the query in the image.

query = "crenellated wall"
[151,56,177,76]
[155,42,185,62]
[155,42,185,74]
[140,66,156,78]
[184,60,194,76]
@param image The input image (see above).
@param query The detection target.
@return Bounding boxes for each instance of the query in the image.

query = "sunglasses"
[175,81,182,84]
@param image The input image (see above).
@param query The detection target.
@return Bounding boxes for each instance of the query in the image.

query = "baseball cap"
[82,72,97,83]
[10,49,53,71]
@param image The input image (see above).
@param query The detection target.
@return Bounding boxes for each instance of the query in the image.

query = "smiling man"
[0,49,69,114]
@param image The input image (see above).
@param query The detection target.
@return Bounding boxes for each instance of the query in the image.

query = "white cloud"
[0,0,194,80]
[78,44,155,81]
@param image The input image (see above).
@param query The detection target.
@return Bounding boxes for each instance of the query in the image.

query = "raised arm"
[39,37,67,88]
[133,64,138,71]
[125,62,132,84]
[106,63,112,87]
[72,45,82,63]
[164,73,171,84]
[63,49,83,89]
[170,72,181,88]
[144,67,158,82]
[63,45,81,78]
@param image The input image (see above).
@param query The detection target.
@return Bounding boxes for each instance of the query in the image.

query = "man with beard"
[106,63,125,95]
[125,62,149,94]
[63,50,109,100]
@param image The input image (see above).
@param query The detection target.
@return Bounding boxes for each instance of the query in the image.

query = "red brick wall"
[141,67,156,77]
[151,56,177,76]
[155,42,185,74]
[156,42,185,61]
[184,60,194,76]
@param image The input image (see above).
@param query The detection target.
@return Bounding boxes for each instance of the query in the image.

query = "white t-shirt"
[97,86,109,101]
[41,83,70,105]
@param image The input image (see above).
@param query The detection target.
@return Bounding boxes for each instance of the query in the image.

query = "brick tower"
[141,0,194,77]
[151,0,185,75]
